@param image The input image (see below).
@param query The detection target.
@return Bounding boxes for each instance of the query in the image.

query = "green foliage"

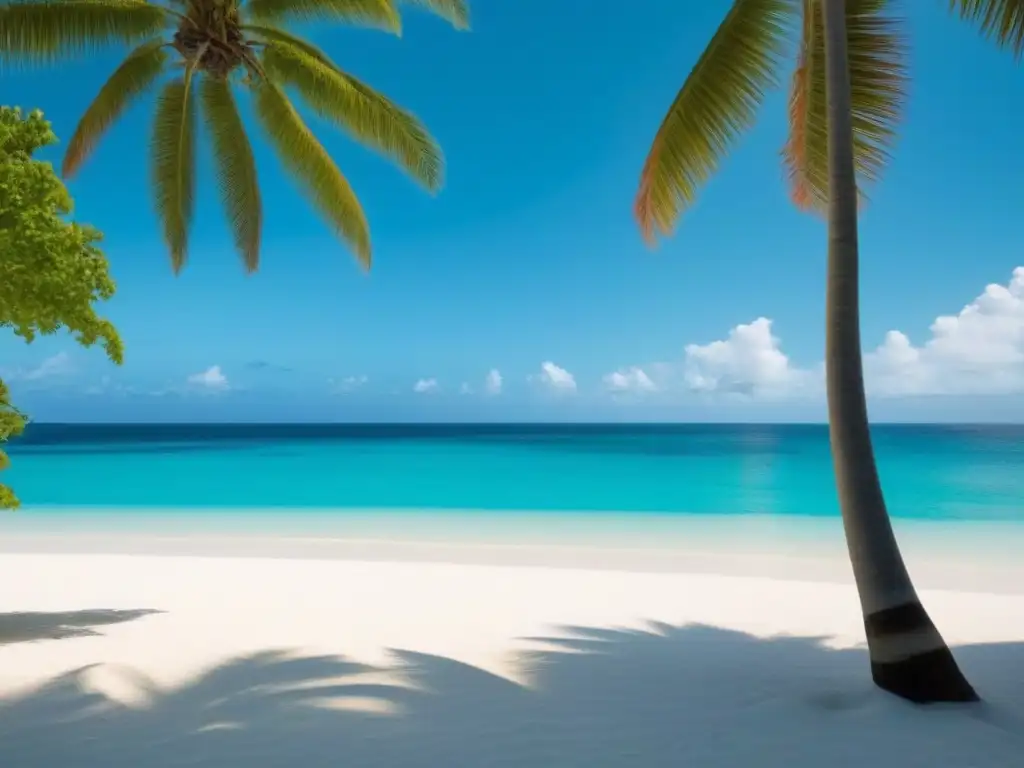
[399,0,469,29]
[253,78,371,267]
[151,76,197,272]
[243,0,401,30]
[63,39,169,177]
[0,0,168,65]
[634,0,794,242]
[0,0,468,272]
[783,0,906,211]
[950,0,1024,58]
[0,379,26,509]
[260,39,442,190]
[0,106,122,509]
[200,76,262,272]
[634,0,907,241]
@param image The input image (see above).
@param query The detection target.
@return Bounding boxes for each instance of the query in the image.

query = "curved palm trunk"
[820,0,977,704]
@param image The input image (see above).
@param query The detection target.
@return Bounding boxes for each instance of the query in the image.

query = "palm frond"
[200,75,263,272]
[63,39,168,178]
[242,0,400,32]
[0,0,169,65]
[783,0,827,209]
[950,0,1024,58]
[243,23,337,65]
[260,40,442,190]
[398,0,469,29]
[252,78,371,268]
[634,0,795,244]
[783,0,907,212]
[151,76,197,272]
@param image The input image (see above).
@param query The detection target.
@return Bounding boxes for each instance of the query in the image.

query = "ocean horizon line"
[16,420,1024,427]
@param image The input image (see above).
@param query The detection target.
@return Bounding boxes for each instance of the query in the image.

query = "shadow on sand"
[0,609,163,646]
[1,623,1022,767]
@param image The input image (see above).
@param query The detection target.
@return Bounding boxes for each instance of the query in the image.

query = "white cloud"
[683,318,808,398]
[413,377,439,394]
[331,375,368,393]
[485,368,503,395]
[603,366,656,394]
[532,361,576,393]
[186,365,229,391]
[865,267,1024,396]
[84,375,124,396]
[461,369,502,396]
[8,352,74,382]
[613,266,1024,402]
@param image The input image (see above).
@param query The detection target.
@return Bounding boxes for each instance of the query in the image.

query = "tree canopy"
[0,106,123,508]
[0,0,469,273]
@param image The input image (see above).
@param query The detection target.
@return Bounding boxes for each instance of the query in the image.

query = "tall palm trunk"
[820,0,977,704]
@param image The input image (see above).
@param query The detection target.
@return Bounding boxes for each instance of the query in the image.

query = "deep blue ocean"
[4,423,1023,521]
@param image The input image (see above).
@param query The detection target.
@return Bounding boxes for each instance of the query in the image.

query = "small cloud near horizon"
[683,317,810,400]
[413,378,439,394]
[84,375,136,396]
[531,361,576,393]
[186,365,230,392]
[603,366,656,394]
[462,369,503,396]
[331,375,368,393]
[485,368,503,395]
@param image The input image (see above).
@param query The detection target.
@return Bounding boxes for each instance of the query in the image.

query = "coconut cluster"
[172,5,250,79]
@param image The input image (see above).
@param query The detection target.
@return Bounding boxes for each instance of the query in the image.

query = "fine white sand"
[1,529,1024,766]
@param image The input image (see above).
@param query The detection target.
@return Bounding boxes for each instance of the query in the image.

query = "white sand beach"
[2,518,1024,767]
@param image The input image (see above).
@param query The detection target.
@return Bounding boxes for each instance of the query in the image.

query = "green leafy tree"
[0,0,468,273]
[633,0,1019,704]
[0,106,123,508]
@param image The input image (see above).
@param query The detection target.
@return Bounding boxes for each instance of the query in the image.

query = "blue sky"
[2,0,1022,423]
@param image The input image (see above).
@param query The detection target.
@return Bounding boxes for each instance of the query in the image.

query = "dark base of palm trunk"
[865,602,980,704]
[871,648,979,704]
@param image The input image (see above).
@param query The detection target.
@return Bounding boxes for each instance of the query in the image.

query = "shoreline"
[9,505,1024,538]
[2,510,1023,594]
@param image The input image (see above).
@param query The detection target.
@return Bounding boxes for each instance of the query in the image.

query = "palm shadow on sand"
[0,609,163,645]
[1,623,1022,767]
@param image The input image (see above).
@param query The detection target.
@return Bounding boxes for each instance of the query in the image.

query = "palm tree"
[953,1,1024,56]
[0,0,468,273]
[633,0,995,704]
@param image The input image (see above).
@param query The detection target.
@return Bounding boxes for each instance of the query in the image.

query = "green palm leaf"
[63,39,168,178]
[252,78,371,267]
[260,40,442,190]
[783,0,907,211]
[243,23,337,66]
[783,0,826,209]
[0,0,169,65]
[634,0,795,244]
[200,75,263,272]
[242,0,400,32]
[151,76,197,272]
[399,0,469,29]
[950,0,1024,57]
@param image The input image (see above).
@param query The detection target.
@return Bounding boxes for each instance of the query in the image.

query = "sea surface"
[4,423,1023,522]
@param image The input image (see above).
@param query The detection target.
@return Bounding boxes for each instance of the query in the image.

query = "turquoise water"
[4,423,1023,521]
